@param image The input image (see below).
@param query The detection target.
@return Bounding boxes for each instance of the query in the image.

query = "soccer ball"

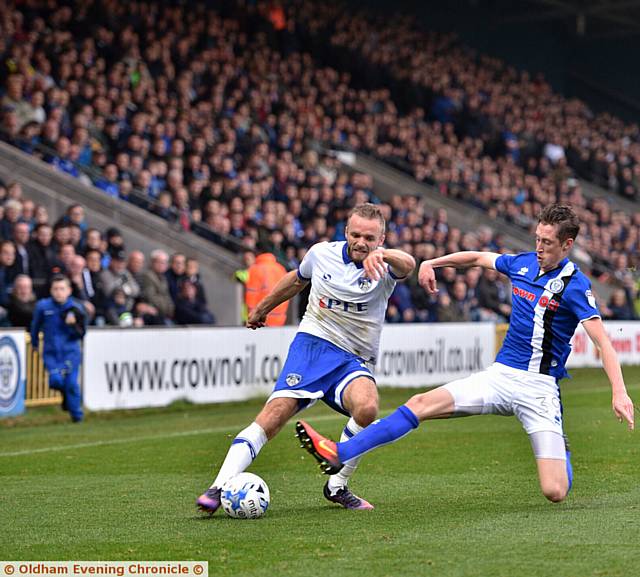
[220,473,270,519]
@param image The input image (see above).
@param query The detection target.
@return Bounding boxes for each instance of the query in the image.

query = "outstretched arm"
[419,251,501,293]
[362,248,416,281]
[246,270,308,329]
[583,317,635,430]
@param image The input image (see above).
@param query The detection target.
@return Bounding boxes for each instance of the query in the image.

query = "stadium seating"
[0,0,637,322]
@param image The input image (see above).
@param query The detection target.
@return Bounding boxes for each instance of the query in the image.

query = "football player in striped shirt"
[298,204,635,503]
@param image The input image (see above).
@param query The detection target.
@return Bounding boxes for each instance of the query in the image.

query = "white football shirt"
[297,241,398,363]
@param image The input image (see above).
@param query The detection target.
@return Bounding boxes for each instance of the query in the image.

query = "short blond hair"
[349,203,385,233]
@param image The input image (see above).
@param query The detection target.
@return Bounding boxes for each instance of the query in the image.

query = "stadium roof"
[498,0,640,37]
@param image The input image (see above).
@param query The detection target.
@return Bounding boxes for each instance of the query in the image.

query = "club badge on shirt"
[286,373,302,386]
[549,279,565,294]
[358,277,372,291]
[585,289,596,308]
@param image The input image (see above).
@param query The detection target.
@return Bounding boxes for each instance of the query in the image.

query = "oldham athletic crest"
[358,277,372,291]
[286,373,302,386]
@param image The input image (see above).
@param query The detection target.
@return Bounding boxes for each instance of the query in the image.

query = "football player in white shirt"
[297,205,635,504]
[197,203,415,513]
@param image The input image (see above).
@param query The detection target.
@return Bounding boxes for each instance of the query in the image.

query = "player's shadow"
[189,503,345,522]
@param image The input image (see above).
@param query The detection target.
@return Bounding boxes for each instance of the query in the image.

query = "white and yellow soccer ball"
[220,473,270,519]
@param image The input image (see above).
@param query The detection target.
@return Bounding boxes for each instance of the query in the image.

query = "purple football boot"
[323,482,374,510]
[196,487,222,515]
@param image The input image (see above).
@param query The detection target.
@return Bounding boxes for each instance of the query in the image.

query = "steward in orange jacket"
[245,250,288,326]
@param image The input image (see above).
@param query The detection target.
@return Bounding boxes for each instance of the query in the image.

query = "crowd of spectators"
[0,179,215,328]
[0,0,638,323]
[287,2,640,277]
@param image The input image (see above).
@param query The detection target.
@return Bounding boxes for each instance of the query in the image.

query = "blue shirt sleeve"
[495,254,517,276]
[566,278,601,322]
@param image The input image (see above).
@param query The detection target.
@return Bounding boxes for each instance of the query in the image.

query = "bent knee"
[405,388,453,420]
[407,392,428,408]
[542,482,569,503]
[352,404,378,427]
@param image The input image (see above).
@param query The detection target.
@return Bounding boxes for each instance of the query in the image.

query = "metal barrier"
[24,332,61,407]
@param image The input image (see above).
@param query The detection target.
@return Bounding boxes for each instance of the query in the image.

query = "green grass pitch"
[1,367,638,577]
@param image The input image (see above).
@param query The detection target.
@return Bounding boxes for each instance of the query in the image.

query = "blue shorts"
[269,332,375,416]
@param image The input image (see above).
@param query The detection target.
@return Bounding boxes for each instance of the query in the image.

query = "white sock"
[211,422,268,489]
[327,417,364,494]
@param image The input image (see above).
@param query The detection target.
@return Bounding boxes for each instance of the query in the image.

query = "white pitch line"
[0,411,390,458]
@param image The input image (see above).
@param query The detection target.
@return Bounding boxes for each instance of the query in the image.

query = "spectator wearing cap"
[26,223,54,297]
[99,249,140,311]
[141,249,174,325]
[105,227,125,256]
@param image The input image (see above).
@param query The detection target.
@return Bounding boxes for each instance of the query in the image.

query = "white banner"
[567,321,640,368]
[83,324,496,411]
[84,326,296,411]
[378,323,496,386]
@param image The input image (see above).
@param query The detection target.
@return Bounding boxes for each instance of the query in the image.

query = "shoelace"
[335,488,361,507]
[205,488,221,499]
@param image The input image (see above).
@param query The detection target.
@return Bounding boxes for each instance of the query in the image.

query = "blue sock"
[336,405,420,463]
[566,450,573,493]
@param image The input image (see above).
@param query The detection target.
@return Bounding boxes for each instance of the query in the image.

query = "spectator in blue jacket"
[30,275,87,422]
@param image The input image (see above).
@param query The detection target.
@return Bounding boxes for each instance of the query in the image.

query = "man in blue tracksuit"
[31,274,87,422]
